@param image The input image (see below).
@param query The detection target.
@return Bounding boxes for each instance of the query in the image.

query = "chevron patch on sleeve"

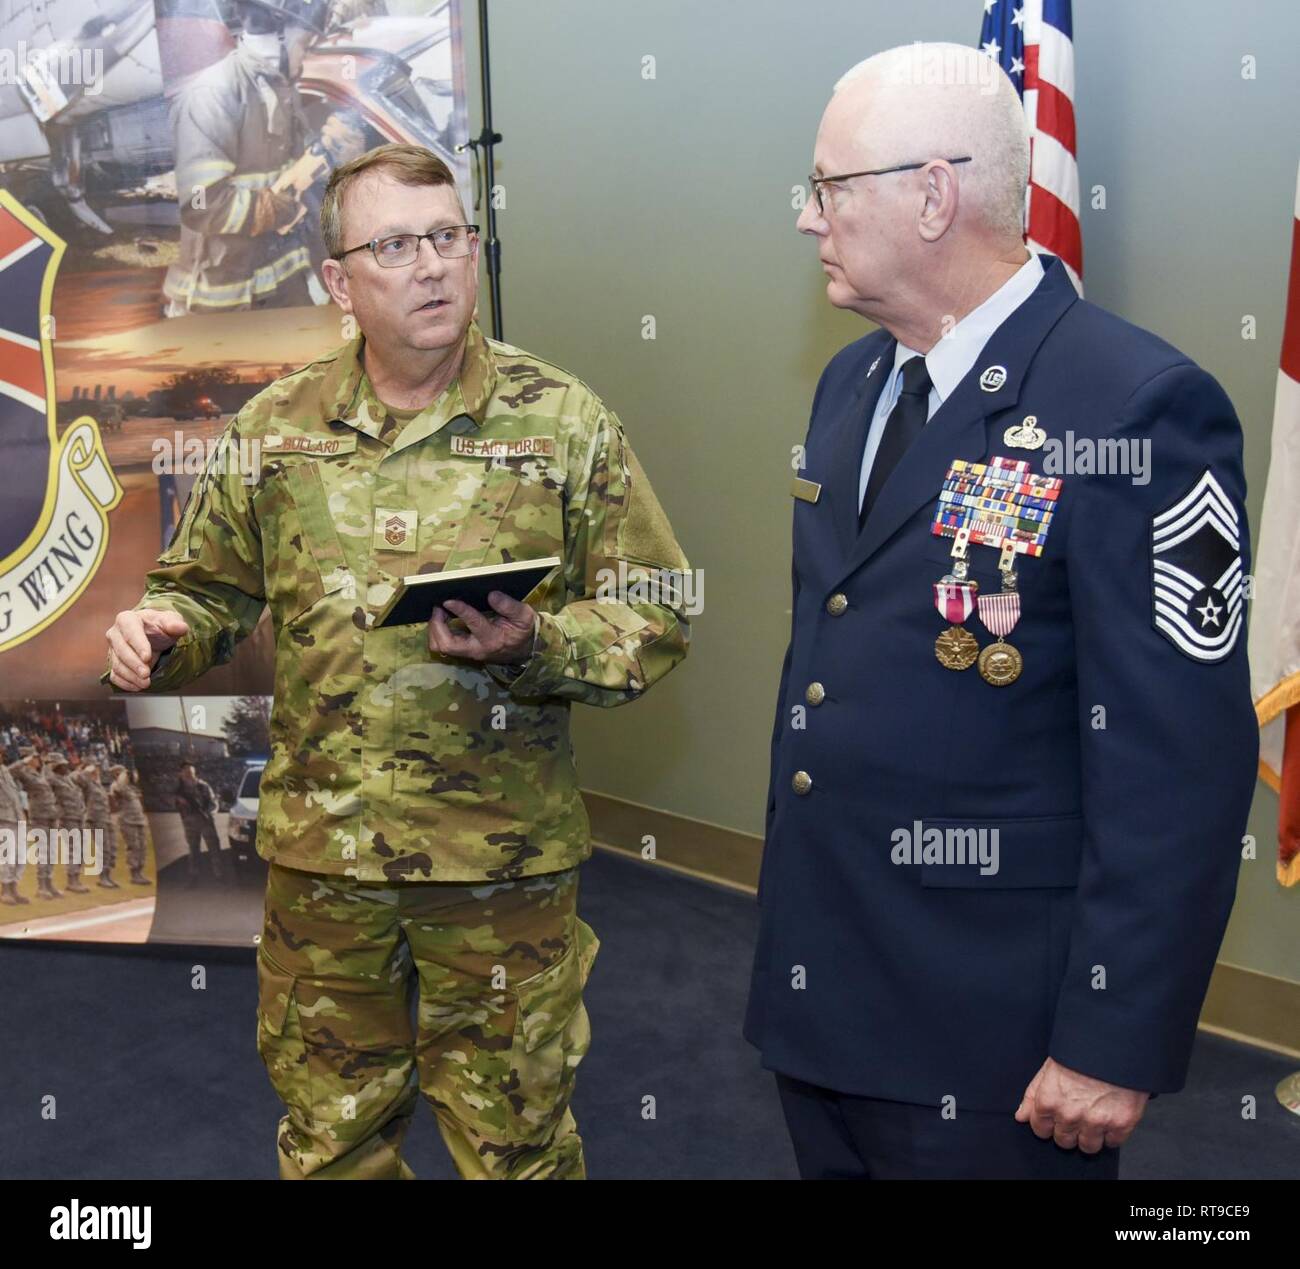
[1150,469,1244,663]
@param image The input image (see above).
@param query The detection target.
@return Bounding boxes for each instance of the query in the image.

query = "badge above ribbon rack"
[930,455,1063,686]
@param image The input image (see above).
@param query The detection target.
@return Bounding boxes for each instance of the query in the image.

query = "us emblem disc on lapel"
[977,640,1022,685]
[935,626,979,670]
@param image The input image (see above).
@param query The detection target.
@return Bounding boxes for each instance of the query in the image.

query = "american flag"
[979,0,1082,292]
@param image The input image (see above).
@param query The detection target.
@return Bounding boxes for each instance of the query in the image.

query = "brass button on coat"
[826,593,848,616]
[792,770,813,795]
[805,682,825,706]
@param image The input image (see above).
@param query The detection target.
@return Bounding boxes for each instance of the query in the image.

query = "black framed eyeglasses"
[334,224,481,267]
[808,157,972,214]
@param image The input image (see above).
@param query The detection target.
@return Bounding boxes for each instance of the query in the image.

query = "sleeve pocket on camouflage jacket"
[159,470,216,566]
[601,432,687,571]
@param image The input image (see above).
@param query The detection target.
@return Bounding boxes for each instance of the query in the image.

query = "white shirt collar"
[891,252,1045,402]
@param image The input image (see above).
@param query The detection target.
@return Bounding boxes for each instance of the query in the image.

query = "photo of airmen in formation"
[0,703,152,919]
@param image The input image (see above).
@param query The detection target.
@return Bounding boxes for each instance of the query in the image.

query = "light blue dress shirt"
[857,252,1046,513]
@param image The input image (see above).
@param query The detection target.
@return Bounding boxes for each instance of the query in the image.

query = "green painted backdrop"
[461,0,1299,984]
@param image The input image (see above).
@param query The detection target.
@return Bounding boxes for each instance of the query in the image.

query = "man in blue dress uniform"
[744,43,1258,1179]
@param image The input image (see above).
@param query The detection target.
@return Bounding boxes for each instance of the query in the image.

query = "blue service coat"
[743,254,1258,1112]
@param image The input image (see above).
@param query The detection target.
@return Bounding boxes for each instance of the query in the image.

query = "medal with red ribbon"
[933,526,979,671]
[934,579,977,624]
[929,456,1065,685]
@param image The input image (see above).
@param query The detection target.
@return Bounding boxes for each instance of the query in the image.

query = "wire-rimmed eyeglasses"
[807,157,972,215]
[333,224,481,267]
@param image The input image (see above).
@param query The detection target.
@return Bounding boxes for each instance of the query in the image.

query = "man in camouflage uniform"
[175,763,225,883]
[162,0,329,315]
[0,758,28,905]
[49,757,91,894]
[106,143,691,1180]
[108,768,152,887]
[76,763,120,891]
[9,751,62,901]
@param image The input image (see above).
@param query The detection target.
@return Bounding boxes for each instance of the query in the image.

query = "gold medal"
[932,528,978,671]
[935,625,979,670]
[977,639,1023,686]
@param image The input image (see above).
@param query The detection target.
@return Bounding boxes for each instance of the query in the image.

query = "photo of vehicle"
[225,757,264,864]
[171,395,222,421]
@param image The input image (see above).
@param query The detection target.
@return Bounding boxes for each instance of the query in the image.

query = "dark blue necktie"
[859,355,932,530]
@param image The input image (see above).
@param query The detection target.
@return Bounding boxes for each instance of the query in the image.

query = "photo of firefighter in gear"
[161,0,335,315]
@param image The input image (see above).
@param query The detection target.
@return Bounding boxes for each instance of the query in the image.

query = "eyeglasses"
[334,224,481,267]
[807,157,972,215]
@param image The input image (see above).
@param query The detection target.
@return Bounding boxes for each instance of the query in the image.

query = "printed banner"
[0,418,124,651]
[0,0,469,942]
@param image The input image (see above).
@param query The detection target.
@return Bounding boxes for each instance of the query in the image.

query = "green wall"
[461,0,1300,984]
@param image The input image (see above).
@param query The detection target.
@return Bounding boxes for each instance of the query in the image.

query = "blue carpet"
[1,846,1295,1178]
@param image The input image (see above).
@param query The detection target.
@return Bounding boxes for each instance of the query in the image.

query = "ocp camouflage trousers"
[256,861,599,1180]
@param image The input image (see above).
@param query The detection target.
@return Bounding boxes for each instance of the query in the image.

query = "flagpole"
[456,0,504,339]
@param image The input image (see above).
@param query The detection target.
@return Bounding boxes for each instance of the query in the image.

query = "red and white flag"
[1249,162,1300,887]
